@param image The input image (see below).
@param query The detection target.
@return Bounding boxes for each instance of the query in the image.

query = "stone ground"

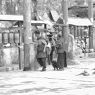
[0,57,95,95]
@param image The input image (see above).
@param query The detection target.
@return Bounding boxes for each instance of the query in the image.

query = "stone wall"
[0,47,19,70]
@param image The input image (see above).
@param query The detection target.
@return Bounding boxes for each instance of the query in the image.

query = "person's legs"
[60,53,64,69]
[57,53,64,70]
[50,51,53,62]
[57,53,61,69]
[64,51,67,67]
[50,46,55,62]
[37,58,43,67]
[47,54,51,65]
[41,58,46,71]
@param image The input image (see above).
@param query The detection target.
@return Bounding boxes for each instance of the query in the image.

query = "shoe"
[42,68,46,71]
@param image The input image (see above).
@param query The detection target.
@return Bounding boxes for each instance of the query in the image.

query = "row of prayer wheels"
[0,32,20,44]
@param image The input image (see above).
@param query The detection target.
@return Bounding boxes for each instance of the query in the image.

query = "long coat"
[36,38,47,58]
[56,37,65,53]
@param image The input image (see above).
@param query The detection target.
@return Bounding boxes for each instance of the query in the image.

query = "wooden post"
[23,0,35,71]
[62,0,69,52]
[88,0,93,50]
[74,26,76,38]
[18,22,23,70]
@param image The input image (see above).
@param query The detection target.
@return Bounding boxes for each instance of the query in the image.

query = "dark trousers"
[37,58,46,68]
[57,53,64,69]
[47,55,51,65]
[64,51,67,67]
[57,51,67,69]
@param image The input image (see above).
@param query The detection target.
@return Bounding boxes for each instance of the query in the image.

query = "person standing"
[47,32,55,64]
[46,40,51,65]
[35,30,47,71]
[56,34,65,70]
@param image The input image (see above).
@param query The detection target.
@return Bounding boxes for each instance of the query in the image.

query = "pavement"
[0,57,95,95]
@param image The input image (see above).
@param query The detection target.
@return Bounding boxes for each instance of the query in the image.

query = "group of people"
[35,30,67,71]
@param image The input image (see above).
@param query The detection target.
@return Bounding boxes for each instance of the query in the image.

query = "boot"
[42,67,46,71]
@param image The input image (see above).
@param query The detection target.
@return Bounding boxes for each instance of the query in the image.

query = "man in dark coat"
[35,31,47,71]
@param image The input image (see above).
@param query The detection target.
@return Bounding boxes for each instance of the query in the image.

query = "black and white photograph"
[0,0,95,95]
